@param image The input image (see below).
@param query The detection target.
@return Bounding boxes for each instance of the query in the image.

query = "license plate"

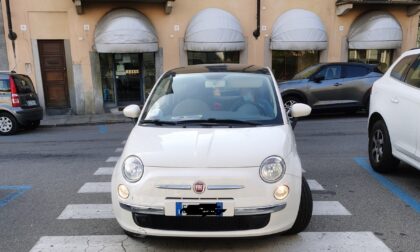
[176,202,225,216]
[27,100,37,106]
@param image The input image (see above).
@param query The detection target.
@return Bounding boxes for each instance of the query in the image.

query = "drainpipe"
[252,0,261,39]
[5,0,17,58]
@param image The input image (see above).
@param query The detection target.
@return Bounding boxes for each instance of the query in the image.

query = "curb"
[40,120,132,128]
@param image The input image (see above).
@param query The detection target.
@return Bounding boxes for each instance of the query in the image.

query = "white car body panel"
[369,49,420,170]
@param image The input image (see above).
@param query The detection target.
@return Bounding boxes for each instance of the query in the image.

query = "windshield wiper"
[140,120,178,126]
[178,119,261,126]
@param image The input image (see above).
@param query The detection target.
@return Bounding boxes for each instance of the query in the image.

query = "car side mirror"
[123,104,141,123]
[290,103,311,118]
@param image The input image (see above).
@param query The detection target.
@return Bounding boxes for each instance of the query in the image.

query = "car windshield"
[292,64,323,80]
[140,72,283,126]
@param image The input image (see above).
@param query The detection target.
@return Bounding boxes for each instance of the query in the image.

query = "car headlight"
[259,156,286,183]
[122,156,144,183]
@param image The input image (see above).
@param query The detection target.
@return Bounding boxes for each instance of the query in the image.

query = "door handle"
[334,83,342,87]
[391,97,399,104]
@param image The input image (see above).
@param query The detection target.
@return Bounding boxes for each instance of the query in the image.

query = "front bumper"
[112,165,302,237]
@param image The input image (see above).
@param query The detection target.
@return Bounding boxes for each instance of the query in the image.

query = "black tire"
[284,177,313,234]
[283,96,302,129]
[0,112,18,135]
[368,120,399,173]
[26,120,40,130]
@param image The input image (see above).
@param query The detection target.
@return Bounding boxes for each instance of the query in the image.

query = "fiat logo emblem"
[193,181,206,194]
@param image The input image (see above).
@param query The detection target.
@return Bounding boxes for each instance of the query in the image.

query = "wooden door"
[38,40,70,108]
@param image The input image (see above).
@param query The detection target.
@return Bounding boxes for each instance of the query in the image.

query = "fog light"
[118,184,129,199]
[274,185,289,200]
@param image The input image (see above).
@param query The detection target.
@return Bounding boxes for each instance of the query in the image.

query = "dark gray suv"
[0,72,43,135]
[279,63,383,113]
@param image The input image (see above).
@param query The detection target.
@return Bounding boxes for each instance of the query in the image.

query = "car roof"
[166,64,271,75]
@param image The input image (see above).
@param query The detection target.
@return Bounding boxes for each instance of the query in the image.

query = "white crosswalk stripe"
[115,147,123,153]
[93,167,114,175]
[106,156,120,162]
[307,179,324,191]
[30,232,391,252]
[121,140,126,145]
[312,201,351,215]
[78,182,111,193]
[57,204,114,219]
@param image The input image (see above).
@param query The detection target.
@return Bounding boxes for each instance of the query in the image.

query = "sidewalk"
[40,113,131,127]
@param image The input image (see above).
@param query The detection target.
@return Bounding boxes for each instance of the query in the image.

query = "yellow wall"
[2,0,419,114]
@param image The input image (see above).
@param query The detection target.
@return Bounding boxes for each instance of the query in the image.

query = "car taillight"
[9,76,21,107]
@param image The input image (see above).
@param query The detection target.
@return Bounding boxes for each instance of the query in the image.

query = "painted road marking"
[94,167,114,175]
[57,202,350,220]
[115,148,123,153]
[106,156,120,163]
[354,157,420,213]
[0,185,32,208]
[313,201,351,216]
[97,125,108,134]
[78,182,111,193]
[121,140,126,145]
[57,204,114,219]
[30,232,391,251]
[308,179,324,191]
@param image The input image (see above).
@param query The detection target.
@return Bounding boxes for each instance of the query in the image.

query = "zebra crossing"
[29,140,392,252]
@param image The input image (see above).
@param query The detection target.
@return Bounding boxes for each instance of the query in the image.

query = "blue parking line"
[98,125,108,134]
[354,157,420,213]
[0,185,32,208]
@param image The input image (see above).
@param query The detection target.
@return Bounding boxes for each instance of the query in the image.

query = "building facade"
[2,0,420,115]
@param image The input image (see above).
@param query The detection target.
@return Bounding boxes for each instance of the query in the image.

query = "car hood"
[123,125,294,168]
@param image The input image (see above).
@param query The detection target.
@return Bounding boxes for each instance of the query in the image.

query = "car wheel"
[26,120,40,130]
[0,112,18,135]
[284,176,313,234]
[369,120,399,173]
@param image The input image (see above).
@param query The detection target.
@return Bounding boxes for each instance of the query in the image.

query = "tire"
[368,120,399,173]
[283,96,302,129]
[284,177,313,234]
[26,120,40,130]
[0,112,18,135]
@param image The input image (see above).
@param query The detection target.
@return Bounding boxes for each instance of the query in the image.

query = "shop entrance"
[100,53,155,108]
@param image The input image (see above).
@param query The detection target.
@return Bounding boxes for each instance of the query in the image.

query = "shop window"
[348,49,393,73]
[187,51,240,65]
[271,51,320,82]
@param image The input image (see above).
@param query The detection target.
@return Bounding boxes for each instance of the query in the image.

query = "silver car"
[279,63,382,113]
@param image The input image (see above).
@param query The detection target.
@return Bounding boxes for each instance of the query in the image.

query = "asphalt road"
[0,115,419,252]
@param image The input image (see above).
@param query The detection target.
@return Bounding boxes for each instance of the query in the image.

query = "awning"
[348,11,402,49]
[184,8,245,52]
[271,9,328,51]
[94,9,158,53]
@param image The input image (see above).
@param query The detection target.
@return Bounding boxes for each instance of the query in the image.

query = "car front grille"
[132,213,270,231]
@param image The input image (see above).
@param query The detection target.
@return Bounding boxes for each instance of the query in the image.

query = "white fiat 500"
[111,65,312,237]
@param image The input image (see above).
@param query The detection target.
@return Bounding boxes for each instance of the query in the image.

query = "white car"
[111,64,312,237]
[368,49,420,173]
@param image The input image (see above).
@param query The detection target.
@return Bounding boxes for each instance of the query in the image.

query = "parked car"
[279,62,383,113]
[368,49,420,173]
[0,72,43,135]
[111,64,313,237]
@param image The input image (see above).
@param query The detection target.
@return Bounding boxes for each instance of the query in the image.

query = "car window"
[0,79,9,91]
[390,55,418,81]
[141,72,283,126]
[314,66,342,80]
[12,75,35,94]
[343,66,369,78]
[404,59,420,88]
